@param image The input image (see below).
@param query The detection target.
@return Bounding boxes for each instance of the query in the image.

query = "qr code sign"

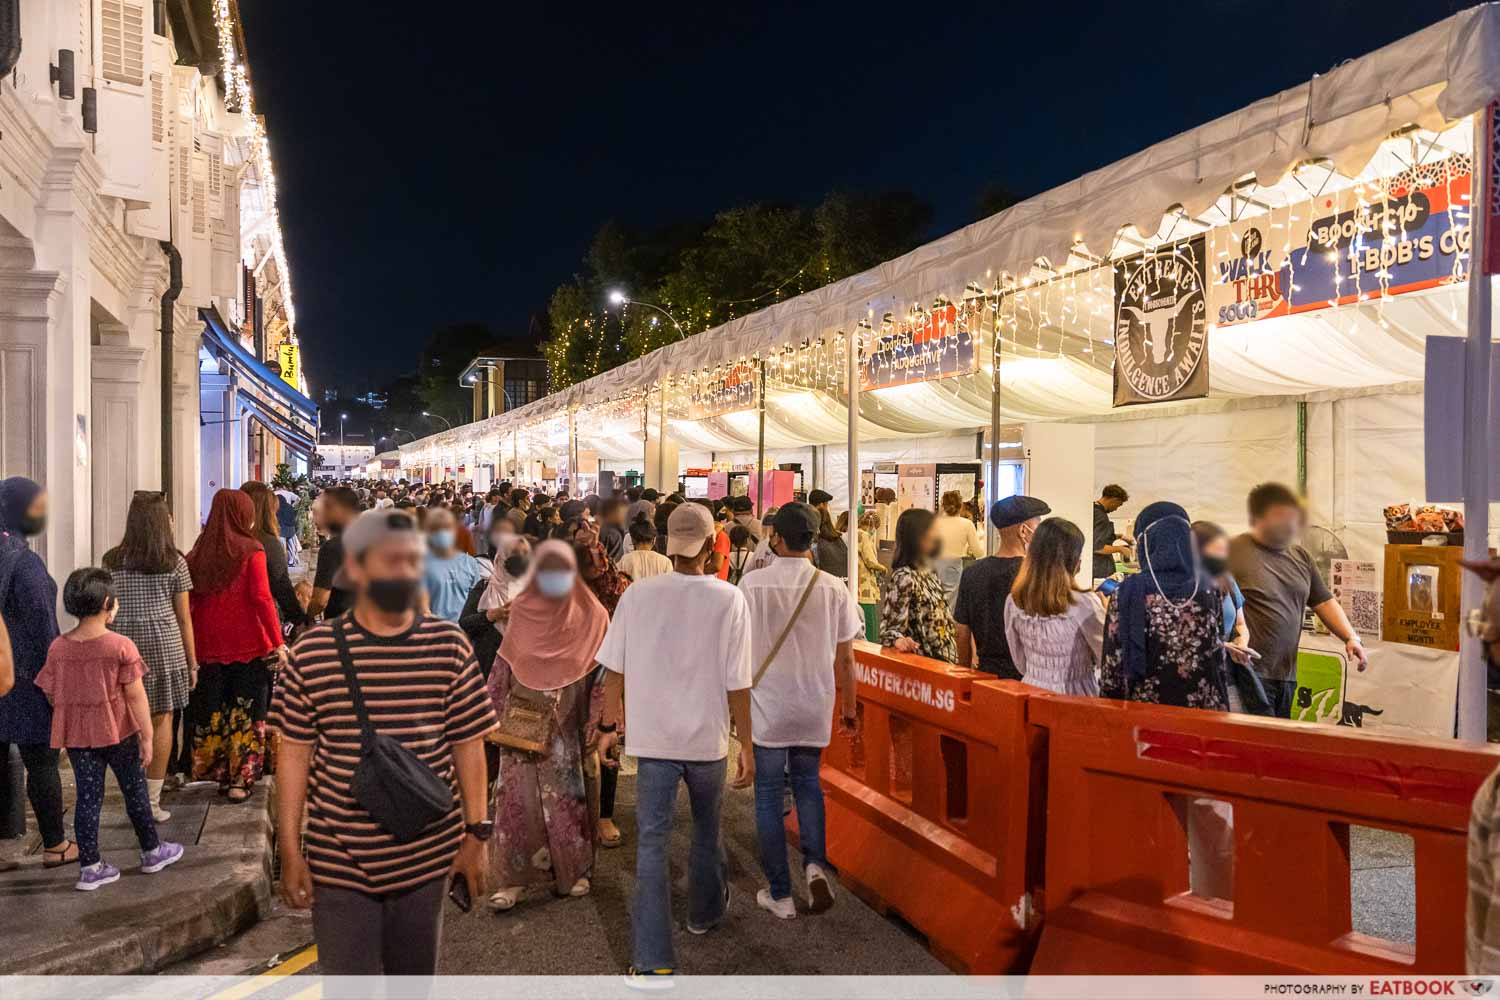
[1347,589,1382,635]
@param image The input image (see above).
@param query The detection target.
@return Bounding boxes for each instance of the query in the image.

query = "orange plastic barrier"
[811,643,1043,973]
[1026,692,1500,974]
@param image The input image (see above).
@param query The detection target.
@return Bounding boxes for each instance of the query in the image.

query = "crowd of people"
[0,466,1371,979]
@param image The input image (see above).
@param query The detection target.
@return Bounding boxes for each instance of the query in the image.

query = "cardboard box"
[1381,544,1462,651]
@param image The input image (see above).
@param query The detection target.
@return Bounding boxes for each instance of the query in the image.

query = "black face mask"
[18,514,45,537]
[503,555,529,578]
[1201,555,1228,577]
[366,577,420,613]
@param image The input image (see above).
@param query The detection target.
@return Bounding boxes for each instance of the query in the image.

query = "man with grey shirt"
[1228,482,1368,718]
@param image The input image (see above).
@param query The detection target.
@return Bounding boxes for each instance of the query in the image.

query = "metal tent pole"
[846,331,861,597]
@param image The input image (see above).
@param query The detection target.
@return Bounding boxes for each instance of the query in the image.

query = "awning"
[199,306,319,458]
[199,307,318,421]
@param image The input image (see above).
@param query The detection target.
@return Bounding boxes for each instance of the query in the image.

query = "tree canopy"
[542,190,934,390]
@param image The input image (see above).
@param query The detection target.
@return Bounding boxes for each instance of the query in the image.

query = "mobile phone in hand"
[448,873,472,913]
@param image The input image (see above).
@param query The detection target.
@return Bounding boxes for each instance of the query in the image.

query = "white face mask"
[535,569,576,599]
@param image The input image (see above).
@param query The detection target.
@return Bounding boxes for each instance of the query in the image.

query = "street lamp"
[605,288,689,341]
[339,412,348,474]
[391,427,416,444]
[422,411,453,431]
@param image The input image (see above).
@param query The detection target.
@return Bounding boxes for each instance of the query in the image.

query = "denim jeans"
[632,757,728,971]
[752,745,827,900]
[1263,677,1297,718]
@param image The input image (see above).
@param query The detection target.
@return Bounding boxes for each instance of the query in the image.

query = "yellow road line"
[201,945,319,1000]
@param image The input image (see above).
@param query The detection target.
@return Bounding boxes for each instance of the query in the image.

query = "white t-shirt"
[595,572,752,762]
[738,556,864,748]
[618,548,672,582]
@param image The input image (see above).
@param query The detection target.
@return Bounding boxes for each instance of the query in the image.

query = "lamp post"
[339,412,348,476]
[606,289,689,341]
[422,411,453,431]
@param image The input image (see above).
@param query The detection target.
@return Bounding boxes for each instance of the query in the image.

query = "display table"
[1293,633,1459,740]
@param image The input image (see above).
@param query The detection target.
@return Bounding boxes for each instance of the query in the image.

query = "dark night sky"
[239,0,1468,394]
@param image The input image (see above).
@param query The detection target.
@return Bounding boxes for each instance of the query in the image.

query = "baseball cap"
[990,495,1051,530]
[666,502,715,557]
[342,508,422,560]
[770,502,819,551]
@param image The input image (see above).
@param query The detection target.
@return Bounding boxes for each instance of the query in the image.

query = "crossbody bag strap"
[752,566,822,688]
[331,619,375,751]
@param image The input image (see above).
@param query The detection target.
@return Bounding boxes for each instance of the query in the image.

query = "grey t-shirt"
[1227,533,1333,682]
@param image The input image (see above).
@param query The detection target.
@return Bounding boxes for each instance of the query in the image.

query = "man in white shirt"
[738,502,860,920]
[596,502,754,982]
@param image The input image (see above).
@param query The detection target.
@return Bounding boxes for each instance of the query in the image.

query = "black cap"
[770,502,818,551]
[808,489,833,506]
[989,495,1050,530]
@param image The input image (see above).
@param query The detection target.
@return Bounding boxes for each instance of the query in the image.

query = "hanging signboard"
[862,302,977,391]
[1208,155,1473,329]
[1112,236,1209,407]
[276,342,300,390]
[687,362,758,420]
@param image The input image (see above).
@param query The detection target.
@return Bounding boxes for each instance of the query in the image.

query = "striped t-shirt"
[269,614,496,894]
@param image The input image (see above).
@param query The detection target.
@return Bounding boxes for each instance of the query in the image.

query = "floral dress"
[878,565,958,663]
[1098,591,1229,709]
[487,656,601,894]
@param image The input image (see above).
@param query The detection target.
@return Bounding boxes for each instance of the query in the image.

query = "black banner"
[1112,236,1209,407]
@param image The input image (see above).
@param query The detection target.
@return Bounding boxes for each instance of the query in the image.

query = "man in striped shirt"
[270,508,496,976]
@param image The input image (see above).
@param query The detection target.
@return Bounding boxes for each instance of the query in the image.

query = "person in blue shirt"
[421,507,487,622]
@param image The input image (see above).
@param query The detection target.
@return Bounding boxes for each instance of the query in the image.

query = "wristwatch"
[463,821,494,841]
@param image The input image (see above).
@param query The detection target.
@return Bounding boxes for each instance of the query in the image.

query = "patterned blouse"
[1098,591,1228,709]
[879,565,958,664]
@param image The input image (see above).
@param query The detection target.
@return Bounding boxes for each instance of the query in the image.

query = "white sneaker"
[151,803,171,823]
[805,863,835,913]
[756,888,796,920]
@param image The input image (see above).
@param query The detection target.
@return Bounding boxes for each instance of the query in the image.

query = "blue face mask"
[535,569,575,599]
[429,529,455,552]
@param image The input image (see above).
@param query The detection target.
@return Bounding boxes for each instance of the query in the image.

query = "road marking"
[283,984,322,1000]
[202,945,319,1000]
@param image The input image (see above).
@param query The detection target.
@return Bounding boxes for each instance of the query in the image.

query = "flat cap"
[989,495,1050,530]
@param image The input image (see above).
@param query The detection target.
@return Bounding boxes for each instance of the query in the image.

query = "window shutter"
[191,153,208,236]
[177,145,191,209]
[101,0,146,86]
[150,72,165,145]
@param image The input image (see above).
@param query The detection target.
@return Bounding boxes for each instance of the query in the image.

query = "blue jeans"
[632,758,728,971]
[1263,677,1297,718]
[752,745,827,900]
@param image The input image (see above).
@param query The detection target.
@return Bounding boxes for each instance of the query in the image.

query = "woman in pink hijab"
[486,540,610,911]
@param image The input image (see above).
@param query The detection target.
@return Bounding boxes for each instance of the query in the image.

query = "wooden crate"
[1382,543,1462,651]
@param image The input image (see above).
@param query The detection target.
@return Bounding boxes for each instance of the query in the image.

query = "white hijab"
[478,535,530,614]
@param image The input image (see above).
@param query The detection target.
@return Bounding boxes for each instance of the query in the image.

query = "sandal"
[226,786,251,804]
[569,877,591,897]
[488,887,524,912]
[43,841,78,868]
[597,819,623,849]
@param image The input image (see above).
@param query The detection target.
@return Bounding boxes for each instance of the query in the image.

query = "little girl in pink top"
[35,568,184,891]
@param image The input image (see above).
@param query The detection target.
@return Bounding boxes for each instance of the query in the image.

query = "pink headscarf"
[498,540,609,691]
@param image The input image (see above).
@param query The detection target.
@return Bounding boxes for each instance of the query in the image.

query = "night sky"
[239,0,1468,393]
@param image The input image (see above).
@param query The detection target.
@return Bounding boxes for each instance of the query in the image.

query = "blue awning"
[239,392,316,458]
[199,307,318,422]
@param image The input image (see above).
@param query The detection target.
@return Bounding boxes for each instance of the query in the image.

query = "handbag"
[752,566,823,688]
[332,622,454,843]
[490,679,558,755]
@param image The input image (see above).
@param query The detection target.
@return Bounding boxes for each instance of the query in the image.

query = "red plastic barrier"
[1027,692,1500,974]
[812,643,1043,972]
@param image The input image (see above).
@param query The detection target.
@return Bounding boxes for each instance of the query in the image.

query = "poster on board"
[896,463,936,513]
[1112,236,1209,407]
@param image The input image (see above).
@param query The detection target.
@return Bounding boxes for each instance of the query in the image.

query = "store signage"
[1112,236,1209,407]
[687,362,757,420]
[861,302,977,391]
[276,342,300,390]
[1208,155,1473,328]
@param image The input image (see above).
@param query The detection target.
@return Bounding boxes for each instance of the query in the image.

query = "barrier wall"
[1027,692,1500,974]
[822,647,1500,975]
[818,644,1043,973]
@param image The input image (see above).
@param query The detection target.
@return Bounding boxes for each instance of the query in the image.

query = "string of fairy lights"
[212,0,296,330]
[401,121,1477,475]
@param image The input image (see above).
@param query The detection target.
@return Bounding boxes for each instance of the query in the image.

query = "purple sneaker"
[141,841,184,874]
[75,861,121,891]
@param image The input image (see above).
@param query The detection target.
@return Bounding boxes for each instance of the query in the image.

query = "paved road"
[174,766,950,977]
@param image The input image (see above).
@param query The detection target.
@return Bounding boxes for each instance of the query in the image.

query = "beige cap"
[666,502,715,557]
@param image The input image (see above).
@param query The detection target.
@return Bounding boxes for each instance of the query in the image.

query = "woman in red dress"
[185,489,285,802]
